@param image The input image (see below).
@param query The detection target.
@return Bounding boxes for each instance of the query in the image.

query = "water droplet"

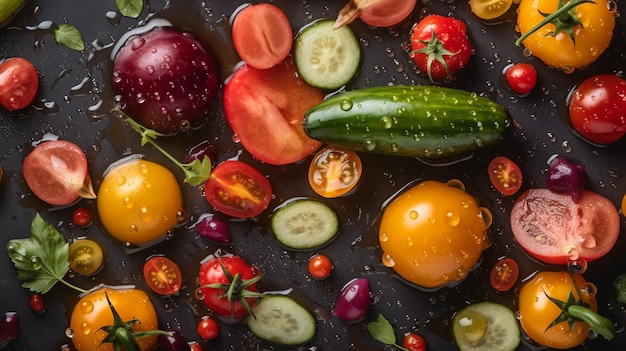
[568,258,588,274]
[382,253,395,267]
[379,232,389,242]
[409,210,419,220]
[116,175,127,186]
[123,197,133,209]
[444,211,460,227]
[129,224,138,233]
[65,328,74,338]
[30,256,42,270]
[340,99,353,111]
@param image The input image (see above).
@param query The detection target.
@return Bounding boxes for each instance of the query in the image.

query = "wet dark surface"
[1,0,626,350]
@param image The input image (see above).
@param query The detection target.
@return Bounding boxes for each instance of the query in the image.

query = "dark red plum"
[112,26,219,134]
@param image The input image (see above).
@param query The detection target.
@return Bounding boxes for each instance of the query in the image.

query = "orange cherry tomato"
[143,255,183,296]
[308,253,333,279]
[487,156,522,196]
[308,146,362,198]
[489,257,519,291]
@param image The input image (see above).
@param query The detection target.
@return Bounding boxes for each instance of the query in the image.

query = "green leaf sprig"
[7,213,87,294]
[53,23,85,51]
[367,314,411,351]
[112,109,213,186]
[116,0,144,18]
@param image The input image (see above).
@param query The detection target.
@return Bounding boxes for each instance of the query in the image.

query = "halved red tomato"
[487,156,522,196]
[489,257,519,291]
[143,255,182,296]
[511,188,619,265]
[223,57,324,165]
[204,160,272,218]
[308,146,362,198]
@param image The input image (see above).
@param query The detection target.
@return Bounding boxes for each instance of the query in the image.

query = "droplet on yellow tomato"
[97,157,184,247]
[379,180,492,289]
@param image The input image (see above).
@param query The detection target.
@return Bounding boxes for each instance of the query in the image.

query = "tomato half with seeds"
[69,287,159,351]
[487,156,522,196]
[97,158,183,246]
[69,239,104,276]
[308,146,362,198]
[489,257,519,291]
[469,0,513,20]
[143,255,182,296]
[379,180,492,289]
[224,57,324,165]
[204,160,272,218]
[511,188,619,265]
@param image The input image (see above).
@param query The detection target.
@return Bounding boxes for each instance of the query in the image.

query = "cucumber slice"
[247,295,316,346]
[294,19,360,90]
[452,302,520,351]
[271,198,338,250]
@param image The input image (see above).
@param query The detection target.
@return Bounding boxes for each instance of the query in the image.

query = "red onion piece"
[195,215,231,244]
[546,155,587,203]
[333,277,371,323]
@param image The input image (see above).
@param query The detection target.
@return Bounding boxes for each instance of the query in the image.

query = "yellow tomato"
[516,0,617,72]
[97,158,183,246]
[69,287,159,351]
[378,180,492,289]
[469,0,513,20]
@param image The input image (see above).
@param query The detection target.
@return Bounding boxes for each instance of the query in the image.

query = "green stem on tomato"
[515,0,596,47]
[568,305,615,340]
[112,108,212,186]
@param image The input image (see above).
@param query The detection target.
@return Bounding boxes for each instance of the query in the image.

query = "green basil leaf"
[116,0,143,18]
[54,23,85,51]
[367,314,397,345]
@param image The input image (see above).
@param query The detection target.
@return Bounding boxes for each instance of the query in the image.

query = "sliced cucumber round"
[247,295,316,346]
[271,198,338,250]
[294,19,361,90]
[452,301,520,351]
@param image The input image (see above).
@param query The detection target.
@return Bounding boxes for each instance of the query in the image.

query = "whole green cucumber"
[0,0,27,28]
[303,85,513,158]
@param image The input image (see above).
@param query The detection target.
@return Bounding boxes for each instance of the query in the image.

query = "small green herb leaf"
[367,314,398,345]
[116,0,143,18]
[7,213,86,294]
[53,24,85,51]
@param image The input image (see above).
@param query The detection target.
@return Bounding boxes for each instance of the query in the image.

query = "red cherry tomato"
[487,156,522,196]
[409,15,472,81]
[308,253,333,279]
[72,207,92,227]
[403,332,426,351]
[197,316,219,340]
[568,74,626,145]
[29,293,46,313]
[223,57,324,165]
[232,3,292,69]
[204,160,272,218]
[505,63,537,95]
[143,255,183,296]
[188,341,203,351]
[511,189,620,265]
[0,57,38,111]
[489,257,519,291]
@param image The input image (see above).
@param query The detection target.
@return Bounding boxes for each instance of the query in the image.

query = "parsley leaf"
[7,213,86,294]
[53,24,85,51]
[367,314,410,351]
[116,0,143,18]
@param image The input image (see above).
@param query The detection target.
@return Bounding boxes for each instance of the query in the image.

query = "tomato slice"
[469,0,513,20]
[489,257,519,291]
[232,3,292,69]
[511,188,620,265]
[143,255,182,296]
[224,57,324,165]
[487,156,522,196]
[308,146,362,198]
[204,160,272,218]
[68,239,104,276]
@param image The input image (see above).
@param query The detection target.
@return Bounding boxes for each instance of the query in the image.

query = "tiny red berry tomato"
[403,332,427,351]
[489,257,519,292]
[487,156,523,196]
[72,207,92,227]
[29,293,46,313]
[505,63,537,95]
[197,316,219,340]
[308,253,333,279]
[143,255,183,296]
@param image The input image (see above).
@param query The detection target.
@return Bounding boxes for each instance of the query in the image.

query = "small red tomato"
[505,63,537,95]
[308,253,333,279]
[403,332,426,351]
[489,257,519,292]
[188,341,203,351]
[487,156,522,196]
[197,316,219,340]
[29,293,46,313]
[143,255,183,296]
[72,207,92,227]
[0,57,39,111]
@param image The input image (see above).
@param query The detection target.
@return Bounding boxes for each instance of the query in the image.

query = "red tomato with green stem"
[232,3,292,69]
[409,15,472,81]
[204,160,272,218]
[568,74,626,145]
[505,63,537,95]
[224,57,324,165]
[0,57,38,111]
[196,254,263,323]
